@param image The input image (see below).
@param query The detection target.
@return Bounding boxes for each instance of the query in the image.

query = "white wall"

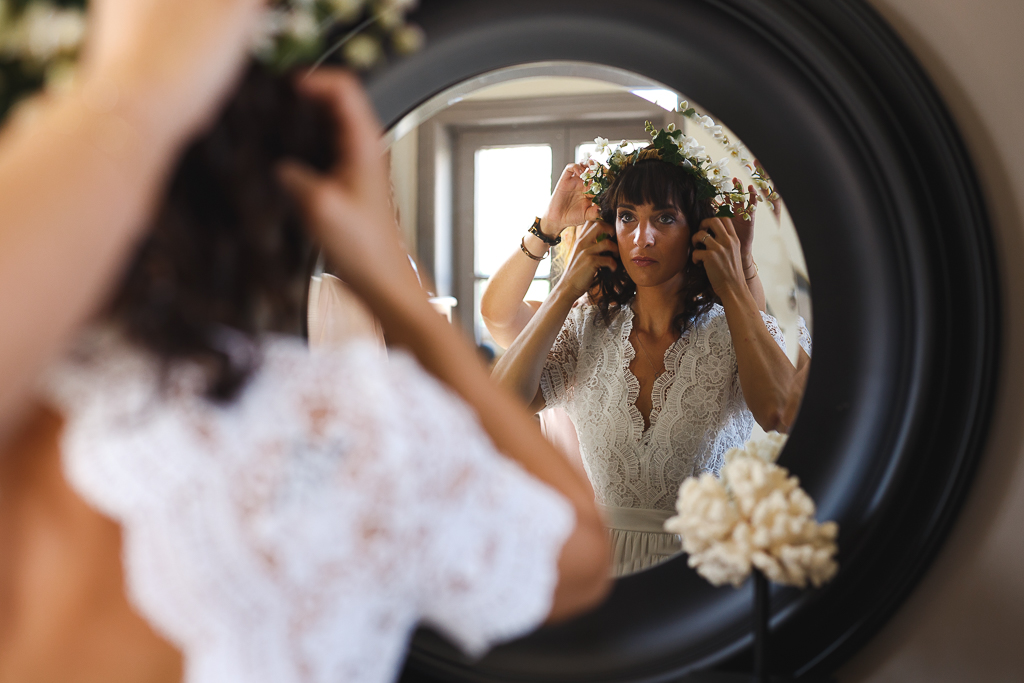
[839,1,1024,680]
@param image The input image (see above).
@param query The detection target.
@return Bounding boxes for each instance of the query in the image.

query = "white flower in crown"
[680,136,705,157]
[707,157,731,185]
[593,137,610,154]
[698,114,715,129]
[665,432,839,589]
[717,177,737,194]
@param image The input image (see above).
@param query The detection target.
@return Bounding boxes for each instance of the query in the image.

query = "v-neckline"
[620,305,687,442]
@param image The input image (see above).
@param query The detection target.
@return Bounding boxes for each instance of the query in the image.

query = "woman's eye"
[658,214,677,224]
[619,213,635,223]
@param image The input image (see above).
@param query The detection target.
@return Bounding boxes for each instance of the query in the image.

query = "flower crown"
[0,0,422,120]
[581,102,779,221]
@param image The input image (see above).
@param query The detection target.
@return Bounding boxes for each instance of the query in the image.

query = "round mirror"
[316,0,998,680]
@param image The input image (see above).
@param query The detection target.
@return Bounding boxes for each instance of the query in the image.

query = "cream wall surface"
[840,1,1024,681]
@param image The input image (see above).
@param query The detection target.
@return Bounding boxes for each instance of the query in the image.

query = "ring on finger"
[701,234,710,245]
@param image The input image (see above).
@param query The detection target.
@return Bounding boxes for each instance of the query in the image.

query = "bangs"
[604,159,693,214]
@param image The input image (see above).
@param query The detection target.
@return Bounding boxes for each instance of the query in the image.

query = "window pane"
[525,279,551,302]
[474,145,552,279]
[630,88,679,112]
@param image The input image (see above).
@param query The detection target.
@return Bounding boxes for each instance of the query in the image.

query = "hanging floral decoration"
[0,0,423,119]
[581,101,780,221]
[664,431,839,589]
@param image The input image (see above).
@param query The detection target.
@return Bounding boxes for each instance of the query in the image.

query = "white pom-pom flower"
[665,432,839,589]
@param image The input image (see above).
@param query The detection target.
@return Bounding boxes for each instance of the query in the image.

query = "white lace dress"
[540,303,785,576]
[42,331,575,683]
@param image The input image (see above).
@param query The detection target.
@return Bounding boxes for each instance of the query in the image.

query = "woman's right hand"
[539,163,601,237]
[81,0,266,145]
[554,220,619,300]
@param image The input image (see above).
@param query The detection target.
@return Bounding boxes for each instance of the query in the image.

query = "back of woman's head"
[592,157,717,330]
[107,64,337,401]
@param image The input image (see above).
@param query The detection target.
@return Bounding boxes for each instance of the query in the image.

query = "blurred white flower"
[665,432,839,589]
[698,114,715,129]
[1,4,86,62]
[593,136,610,154]
[285,7,319,42]
[391,23,424,54]
[343,33,382,69]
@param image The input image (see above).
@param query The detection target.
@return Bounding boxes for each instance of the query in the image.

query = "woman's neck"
[631,275,686,338]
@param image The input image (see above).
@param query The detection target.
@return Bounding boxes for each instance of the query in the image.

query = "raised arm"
[730,183,767,312]
[278,71,611,622]
[691,214,797,432]
[480,163,599,348]
[0,0,264,443]
[491,220,618,411]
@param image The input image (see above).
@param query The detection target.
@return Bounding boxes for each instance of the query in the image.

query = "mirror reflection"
[311,63,812,576]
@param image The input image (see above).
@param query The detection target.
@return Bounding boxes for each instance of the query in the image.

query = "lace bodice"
[540,304,785,511]
[43,331,574,683]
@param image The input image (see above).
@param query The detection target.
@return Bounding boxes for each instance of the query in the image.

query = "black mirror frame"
[361,1,999,680]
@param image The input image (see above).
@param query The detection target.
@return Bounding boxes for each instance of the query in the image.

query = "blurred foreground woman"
[0,2,610,681]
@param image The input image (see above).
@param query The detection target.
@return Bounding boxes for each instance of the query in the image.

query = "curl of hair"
[107,64,337,401]
[592,156,718,332]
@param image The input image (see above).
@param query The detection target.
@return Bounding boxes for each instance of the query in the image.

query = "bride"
[0,2,610,681]
[493,136,799,576]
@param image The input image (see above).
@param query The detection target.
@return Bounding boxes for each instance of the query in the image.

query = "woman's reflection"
[489,140,801,576]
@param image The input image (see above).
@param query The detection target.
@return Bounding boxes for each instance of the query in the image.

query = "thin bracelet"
[528,216,561,246]
[520,236,546,261]
[744,261,759,280]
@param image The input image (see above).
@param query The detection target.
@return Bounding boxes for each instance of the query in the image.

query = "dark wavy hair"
[592,156,718,332]
[106,64,337,401]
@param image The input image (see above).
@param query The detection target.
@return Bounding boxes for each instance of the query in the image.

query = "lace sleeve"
[760,311,787,354]
[539,305,585,410]
[729,312,789,406]
[47,336,574,681]
[378,352,575,656]
[797,315,812,358]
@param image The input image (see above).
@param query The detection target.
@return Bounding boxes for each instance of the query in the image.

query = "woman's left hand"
[691,215,747,300]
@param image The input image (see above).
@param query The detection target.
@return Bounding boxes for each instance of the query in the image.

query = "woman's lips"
[631,257,657,267]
